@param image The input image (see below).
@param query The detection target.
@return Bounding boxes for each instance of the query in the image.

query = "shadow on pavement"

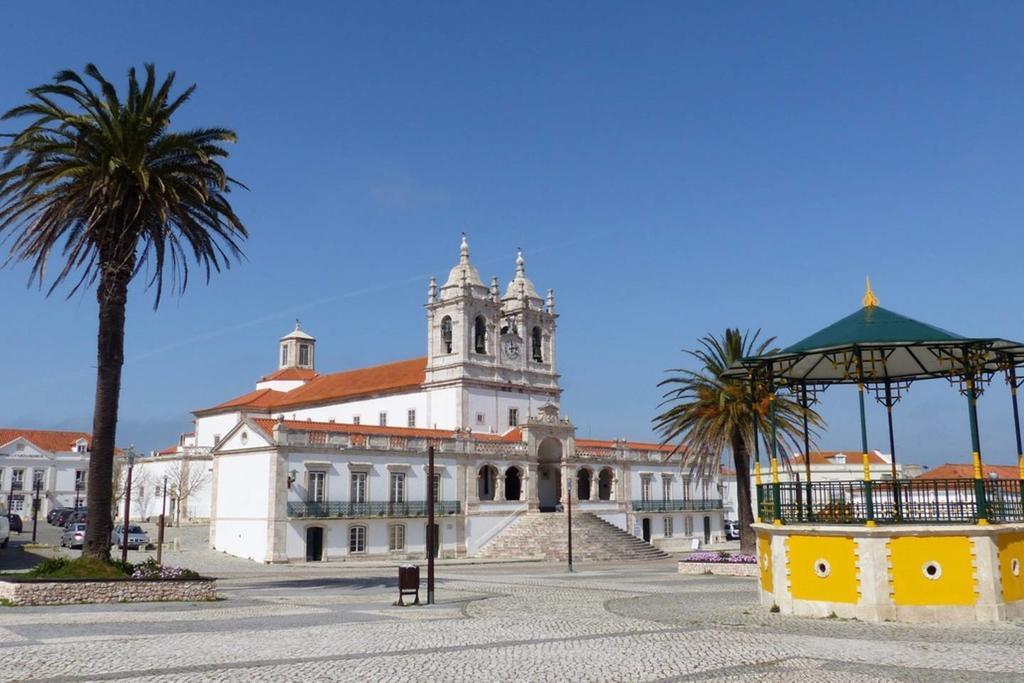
[0,536,55,572]
[244,576,399,590]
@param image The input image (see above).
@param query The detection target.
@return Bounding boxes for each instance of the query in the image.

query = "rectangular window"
[308,471,326,503]
[681,477,691,501]
[281,345,289,366]
[508,408,519,427]
[379,411,387,426]
[390,472,406,503]
[684,516,694,536]
[476,412,486,425]
[351,472,367,503]
[10,495,24,513]
[389,524,406,551]
[32,470,44,491]
[640,477,652,502]
[407,409,416,428]
[662,477,672,502]
[75,443,88,454]
[349,526,366,553]
[298,343,310,366]
[663,516,674,538]
[352,415,361,425]
[11,469,24,491]
[213,434,221,446]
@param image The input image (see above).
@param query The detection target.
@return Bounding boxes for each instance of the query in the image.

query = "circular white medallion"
[814,559,831,578]
[240,431,248,445]
[922,561,942,581]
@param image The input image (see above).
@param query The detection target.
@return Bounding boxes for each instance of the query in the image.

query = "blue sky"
[1,2,1023,469]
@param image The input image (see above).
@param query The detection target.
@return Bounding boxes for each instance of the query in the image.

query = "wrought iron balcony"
[287,500,461,519]
[631,499,724,512]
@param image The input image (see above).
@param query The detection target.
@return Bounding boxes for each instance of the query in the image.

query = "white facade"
[0,429,91,519]
[194,239,724,562]
[132,434,213,523]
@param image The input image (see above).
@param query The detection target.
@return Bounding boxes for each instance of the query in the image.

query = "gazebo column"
[966,374,988,524]
[1009,366,1024,511]
[857,351,875,527]
[800,383,813,523]
[751,374,763,524]
[768,382,782,525]
[884,380,902,521]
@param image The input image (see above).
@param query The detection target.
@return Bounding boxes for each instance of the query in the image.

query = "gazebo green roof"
[724,280,1022,384]
[784,305,965,354]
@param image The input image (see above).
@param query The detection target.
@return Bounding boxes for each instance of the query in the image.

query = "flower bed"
[0,557,216,606]
[678,551,758,577]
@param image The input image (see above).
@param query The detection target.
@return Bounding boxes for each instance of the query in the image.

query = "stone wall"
[0,579,217,606]
[677,561,758,577]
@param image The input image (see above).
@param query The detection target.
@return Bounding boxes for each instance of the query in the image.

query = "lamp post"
[121,447,137,563]
[74,479,83,510]
[157,475,168,565]
[426,445,435,605]
[31,477,42,543]
[566,473,574,573]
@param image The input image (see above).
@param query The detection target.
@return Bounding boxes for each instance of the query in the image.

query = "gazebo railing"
[757,479,1024,525]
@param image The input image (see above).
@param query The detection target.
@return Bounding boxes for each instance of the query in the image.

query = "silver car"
[60,523,87,549]
[111,525,150,550]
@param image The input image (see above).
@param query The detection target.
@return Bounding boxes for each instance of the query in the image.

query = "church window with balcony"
[441,316,453,354]
[532,326,543,362]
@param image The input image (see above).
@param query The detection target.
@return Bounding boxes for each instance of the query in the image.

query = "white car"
[0,506,9,548]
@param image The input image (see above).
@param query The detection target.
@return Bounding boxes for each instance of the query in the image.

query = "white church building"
[194,238,724,562]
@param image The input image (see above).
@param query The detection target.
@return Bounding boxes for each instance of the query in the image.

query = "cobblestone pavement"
[2,558,1024,682]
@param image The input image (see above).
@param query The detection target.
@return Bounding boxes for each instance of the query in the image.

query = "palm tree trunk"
[731,429,756,555]
[82,267,130,561]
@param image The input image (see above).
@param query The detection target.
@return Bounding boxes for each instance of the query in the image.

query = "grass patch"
[25,557,130,580]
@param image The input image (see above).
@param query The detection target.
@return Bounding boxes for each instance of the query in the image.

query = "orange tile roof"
[197,357,427,414]
[0,428,91,453]
[916,463,1020,480]
[252,418,524,443]
[575,438,678,454]
[259,368,319,382]
[157,445,179,456]
[792,451,889,466]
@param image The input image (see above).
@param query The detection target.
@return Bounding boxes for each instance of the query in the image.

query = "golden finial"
[862,276,879,307]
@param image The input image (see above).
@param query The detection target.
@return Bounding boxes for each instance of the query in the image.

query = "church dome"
[503,249,540,300]
[443,234,485,289]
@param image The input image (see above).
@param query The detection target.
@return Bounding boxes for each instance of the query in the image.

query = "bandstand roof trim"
[783,305,965,354]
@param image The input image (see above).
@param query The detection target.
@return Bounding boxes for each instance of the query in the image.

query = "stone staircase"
[477,512,669,562]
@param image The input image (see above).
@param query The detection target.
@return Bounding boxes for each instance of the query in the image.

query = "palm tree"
[0,64,247,561]
[654,329,823,554]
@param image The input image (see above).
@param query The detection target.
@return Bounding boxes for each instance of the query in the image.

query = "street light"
[31,477,42,543]
[157,475,167,565]
[566,474,574,573]
[121,446,137,563]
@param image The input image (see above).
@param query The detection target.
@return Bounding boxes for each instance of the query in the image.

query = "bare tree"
[165,459,211,526]
[131,469,153,521]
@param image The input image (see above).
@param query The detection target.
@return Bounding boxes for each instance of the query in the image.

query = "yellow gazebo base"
[755,521,1024,623]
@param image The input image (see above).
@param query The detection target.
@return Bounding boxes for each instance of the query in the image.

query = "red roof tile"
[792,451,889,466]
[915,463,1020,480]
[197,357,427,414]
[259,368,319,382]
[0,428,91,453]
[251,418,523,443]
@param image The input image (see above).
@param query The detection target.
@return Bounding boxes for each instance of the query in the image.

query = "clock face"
[503,338,521,360]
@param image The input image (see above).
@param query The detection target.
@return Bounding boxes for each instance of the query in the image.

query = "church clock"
[502,337,521,361]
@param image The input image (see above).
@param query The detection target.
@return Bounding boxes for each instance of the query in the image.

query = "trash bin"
[397,564,420,606]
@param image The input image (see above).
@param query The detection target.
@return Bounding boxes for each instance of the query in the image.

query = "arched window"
[441,316,453,354]
[577,468,592,501]
[504,467,523,501]
[477,465,497,501]
[598,468,614,501]
[531,327,543,362]
[474,316,487,354]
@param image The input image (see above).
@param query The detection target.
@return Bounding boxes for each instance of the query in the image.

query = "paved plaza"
[3,526,1024,682]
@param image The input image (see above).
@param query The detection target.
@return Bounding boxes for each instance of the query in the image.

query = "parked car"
[0,509,9,548]
[725,520,740,540]
[7,514,23,534]
[55,508,80,527]
[48,507,73,525]
[60,523,87,549]
[111,525,150,550]
[64,510,88,527]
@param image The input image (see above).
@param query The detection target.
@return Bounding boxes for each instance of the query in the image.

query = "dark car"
[7,514,22,534]
[55,508,81,527]
[48,507,72,525]
[64,510,88,527]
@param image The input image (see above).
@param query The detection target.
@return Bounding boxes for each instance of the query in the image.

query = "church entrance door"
[537,465,561,512]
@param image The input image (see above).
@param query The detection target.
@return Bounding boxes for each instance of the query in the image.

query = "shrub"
[26,556,130,579]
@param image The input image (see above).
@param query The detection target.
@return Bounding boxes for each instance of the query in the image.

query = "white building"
[131,433,213,524]
[0,428,91,519]
[195,238,724,562]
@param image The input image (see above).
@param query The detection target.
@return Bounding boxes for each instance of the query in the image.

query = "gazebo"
[725,281,1024,622]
